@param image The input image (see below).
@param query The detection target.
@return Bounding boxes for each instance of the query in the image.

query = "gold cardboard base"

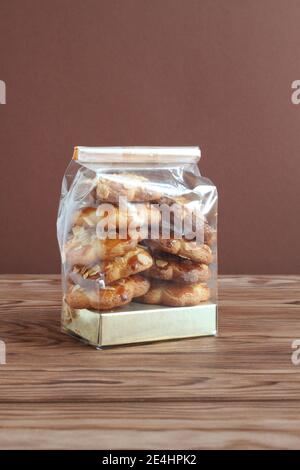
[62,299,217,347]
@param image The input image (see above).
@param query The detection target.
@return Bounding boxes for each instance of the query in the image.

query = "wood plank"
[0,402,300,450]
[0,275,299,449]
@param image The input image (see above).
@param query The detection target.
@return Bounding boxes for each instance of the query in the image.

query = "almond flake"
[85,215,96,226]
[137,253,150,265]
[156,259,168,268]
[87,265,101,276]
[72,284,82,292]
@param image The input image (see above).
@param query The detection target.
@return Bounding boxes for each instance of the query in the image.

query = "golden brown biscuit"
[145,238,213,264]
[136,280,210,306]
[70,247,153,284]
[73,203,160,233]
[97,173,161,202]
[64,226,140,265]
[145,252,210,283]
[66,274,150,310]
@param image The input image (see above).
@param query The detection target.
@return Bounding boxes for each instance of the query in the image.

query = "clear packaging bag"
[57,147,218,347]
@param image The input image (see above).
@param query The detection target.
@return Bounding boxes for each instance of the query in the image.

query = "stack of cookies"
[64,174,158,310]
[63,173,215,311]
[137,214,214,307]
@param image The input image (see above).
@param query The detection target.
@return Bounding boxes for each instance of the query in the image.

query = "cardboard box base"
[61,300,217,348]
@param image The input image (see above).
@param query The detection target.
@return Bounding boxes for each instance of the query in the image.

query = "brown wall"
[0,0,300,274]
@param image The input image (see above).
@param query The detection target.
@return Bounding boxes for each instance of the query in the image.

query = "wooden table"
[0,275,299,449]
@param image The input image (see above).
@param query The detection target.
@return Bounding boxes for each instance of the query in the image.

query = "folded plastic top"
[73,146,201,164]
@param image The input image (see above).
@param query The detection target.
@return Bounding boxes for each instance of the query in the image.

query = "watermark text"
[0,80,6,104]
[0,340,6,364]
[291,339,300,365]
[291,80,300,104]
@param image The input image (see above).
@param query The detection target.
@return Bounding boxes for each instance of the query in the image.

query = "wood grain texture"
[0,275,299,449]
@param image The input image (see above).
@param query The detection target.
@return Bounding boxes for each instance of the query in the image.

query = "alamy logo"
[291,340,300,365]
[0,340,6,364]
[86,196,206,245]
[291,80,300,104]
[0,80,6,104]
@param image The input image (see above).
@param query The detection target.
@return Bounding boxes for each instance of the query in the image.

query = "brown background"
[0,0,299,274]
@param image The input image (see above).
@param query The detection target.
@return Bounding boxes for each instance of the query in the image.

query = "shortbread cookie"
[64,226,140,265]
[145,252,210,283]
[145,238,213,264]
[66,274,150,310]
[97,173,162,202]
[136,280,210,307]
[74,203,160,232]
[70,247,153,284]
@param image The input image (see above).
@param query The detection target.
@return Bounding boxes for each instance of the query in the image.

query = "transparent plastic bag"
[57,147,218,347]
